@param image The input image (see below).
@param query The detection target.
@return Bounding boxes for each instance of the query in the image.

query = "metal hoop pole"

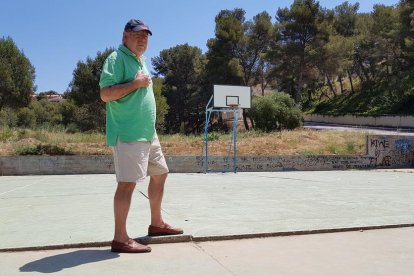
[233,108,238,173]
[204,110,209,173]
[203,95,214,173]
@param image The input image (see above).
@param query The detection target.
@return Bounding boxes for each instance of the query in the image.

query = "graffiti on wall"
[195,135,414,172]
[196,155,376,172]
[395,139,412,151]
[367,136,414,168]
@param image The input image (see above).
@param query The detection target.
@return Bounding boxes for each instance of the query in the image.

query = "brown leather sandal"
[111,239,152,253]
[148,223,184,236]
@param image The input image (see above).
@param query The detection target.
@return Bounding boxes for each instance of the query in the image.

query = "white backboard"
[213,85,251,108]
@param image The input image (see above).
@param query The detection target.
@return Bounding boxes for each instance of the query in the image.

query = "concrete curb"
[2,223,413,253]
[190,223,414,242]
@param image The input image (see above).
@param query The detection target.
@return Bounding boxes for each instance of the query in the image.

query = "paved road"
[304,122,414,136]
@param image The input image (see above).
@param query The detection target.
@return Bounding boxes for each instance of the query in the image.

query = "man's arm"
[100,71,151,102]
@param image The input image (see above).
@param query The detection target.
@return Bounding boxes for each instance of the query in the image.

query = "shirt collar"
[119,44,145,63]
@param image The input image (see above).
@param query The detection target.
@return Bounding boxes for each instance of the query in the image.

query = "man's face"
[124,31,149,56]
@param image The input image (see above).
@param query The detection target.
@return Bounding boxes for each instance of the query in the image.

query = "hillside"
[308,89,414,116]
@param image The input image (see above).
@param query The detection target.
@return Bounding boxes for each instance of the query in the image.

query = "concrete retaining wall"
[304,114,414,128]
[366,135,414,168]
[0,135,412,176]
[0,155,114,176]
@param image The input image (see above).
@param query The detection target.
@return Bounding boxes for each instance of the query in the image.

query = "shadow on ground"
[19,249,118,273]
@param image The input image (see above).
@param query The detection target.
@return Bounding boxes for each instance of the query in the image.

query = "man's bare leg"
[148,173,167,227]
[147,173,183,236]
[113,182,135,242]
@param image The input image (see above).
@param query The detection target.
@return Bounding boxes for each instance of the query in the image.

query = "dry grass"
[0,128,367,156]
[160,129,366,156]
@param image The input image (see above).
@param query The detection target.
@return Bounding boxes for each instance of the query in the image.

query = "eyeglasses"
[127,32,149,40]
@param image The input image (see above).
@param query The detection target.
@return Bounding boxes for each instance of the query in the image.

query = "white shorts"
[111,137,169,183]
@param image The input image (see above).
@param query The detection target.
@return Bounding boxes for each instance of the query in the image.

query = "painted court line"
[0,177,46,197]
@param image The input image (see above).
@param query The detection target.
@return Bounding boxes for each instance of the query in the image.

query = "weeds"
[208,132,223,141]
[15,144,73,156]
[345,141,355,153]
[0,128,367,156]
[0,128,14,142]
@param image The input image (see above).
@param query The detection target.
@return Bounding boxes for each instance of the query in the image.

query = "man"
[99,19,183,254]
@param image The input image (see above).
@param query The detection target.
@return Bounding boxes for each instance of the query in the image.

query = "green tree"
[333,2,360,94]
[371,5,401,83]
[352,5,400,93]
[238,12,274,88]
[152,77,169,133]
[394,0,414,111]
[206,9,246,86]
[274,0,322,103]
[206,9,274,130]
[249,92,302,131]
[152,44,206,134]
[0,107,17,128]
[249,12,275,91]
[315,34,345,98]
[59,100,77,127]
[65,48,114,132]
[67,48,114,106]
[30,99,63,127]
[0,36,36,109]
[399,0,414,65]
[71,104,106,132]
[16,107,36,128]
[240,12,275,129]
[333,1,360,37]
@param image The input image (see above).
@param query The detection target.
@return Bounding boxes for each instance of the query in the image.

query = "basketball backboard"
[213,85,251,109]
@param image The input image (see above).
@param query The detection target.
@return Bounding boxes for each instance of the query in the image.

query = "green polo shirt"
[99,45,156,146]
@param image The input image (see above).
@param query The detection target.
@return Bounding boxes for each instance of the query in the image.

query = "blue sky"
[1,0,400,93]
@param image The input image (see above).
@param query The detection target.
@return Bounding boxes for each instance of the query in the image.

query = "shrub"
[17,128,30,140]
[60,100,77,126]
[31,99,62,126]
[15,144,73,155]
[16,107,36,128]
[0,107,18,128]
[72,104,105,132]
[65,123,79,133]
[0,128,15,142]
[249,92,303,132]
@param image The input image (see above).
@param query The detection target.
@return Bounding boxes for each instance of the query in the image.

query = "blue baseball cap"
[124,19,152,35]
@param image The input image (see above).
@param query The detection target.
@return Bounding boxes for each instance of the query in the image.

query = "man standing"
[99,19,183,254]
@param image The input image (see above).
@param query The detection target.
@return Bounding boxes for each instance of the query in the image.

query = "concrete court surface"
[0,170,413,250]
[2,227,414,276]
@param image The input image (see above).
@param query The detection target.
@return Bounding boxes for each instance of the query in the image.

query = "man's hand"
[134,70,151,88]
[100,71,152,102]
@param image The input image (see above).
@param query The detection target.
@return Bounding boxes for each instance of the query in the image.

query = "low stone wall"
[0,155,114,176]
[304,114,414,128]
[0,135,412,176]
[198,134,413,172]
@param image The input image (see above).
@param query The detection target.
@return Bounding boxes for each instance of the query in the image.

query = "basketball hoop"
[200,85,251,173]
[227,104,240,109]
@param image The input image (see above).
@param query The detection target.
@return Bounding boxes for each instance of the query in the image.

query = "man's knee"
[151,172,168,182]
[116,182,136,194]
